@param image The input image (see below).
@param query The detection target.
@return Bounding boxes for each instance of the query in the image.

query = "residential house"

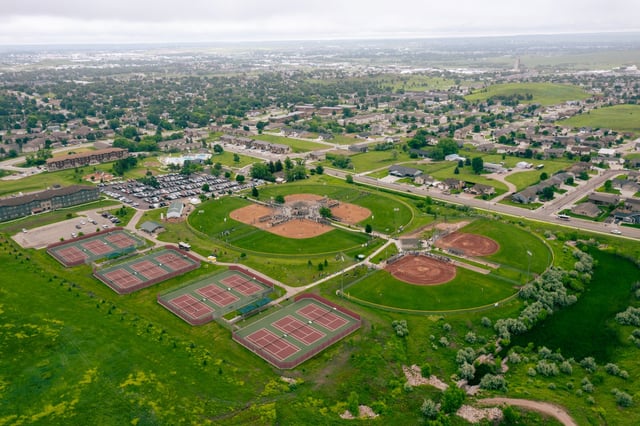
[571,202,601,218]
[587,193,620,206]
[389,165,423,178]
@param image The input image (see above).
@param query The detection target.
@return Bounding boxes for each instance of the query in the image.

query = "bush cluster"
[391,320,409,337]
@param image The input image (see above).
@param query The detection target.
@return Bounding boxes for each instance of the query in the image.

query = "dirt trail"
[478,398,577,426]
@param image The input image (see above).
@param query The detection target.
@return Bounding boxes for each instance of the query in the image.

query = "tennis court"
[158,267,274,325]
[47,228,145,267]
[233,294,361,369]
[94,246,200,294]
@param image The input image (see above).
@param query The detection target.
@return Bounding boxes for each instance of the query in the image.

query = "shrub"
[391,320,409,337]
[481,317,492,328]
[442,323,452,332]
[421,363,432,378]
[464,332,476,344]
[455,347,476,365]
[479,374,507,391]
[458,362,475,381]
[527,368,537,377]
[605,363,621,376]
[441,386,466,414]
[559,361,573,375]
[581,377,594,393]
[613,389,633,407]
[420,399,439,419]
[439,336,449,347]
[580,357,597,373]
[536,360,559,377]
[508,351,522,364]
[615,306,640,326]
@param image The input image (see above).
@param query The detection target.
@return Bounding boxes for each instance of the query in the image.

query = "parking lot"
[99,173,260,209]
[12,208,126,249]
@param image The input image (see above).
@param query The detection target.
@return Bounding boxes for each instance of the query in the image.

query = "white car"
[610,229,622,235]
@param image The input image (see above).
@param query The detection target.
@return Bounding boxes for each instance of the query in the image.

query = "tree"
[458,159,464,168]
[250,163,275,182]
[471,157,484,174]
[315,165,324,175]
[454,167,460,175]
[319,206,332,219]
[233,153,240,164]
[235,174,245,183]
[201,183,210,192]
[274,194,285,204]
[540,172,549,181]
[541,186,555,201]
[345,174,354,184]
[437,137,459,156]
[604,179,613,192]
[251,186,259,198]
[441,386,466,414]
[365,224,372,234]
[213,144,224,154]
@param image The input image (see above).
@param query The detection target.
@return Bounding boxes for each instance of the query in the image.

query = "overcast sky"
[1,0,638,45]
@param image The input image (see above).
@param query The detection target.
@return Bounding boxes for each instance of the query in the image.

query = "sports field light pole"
[341,273,349,298]
[526,249,533,282]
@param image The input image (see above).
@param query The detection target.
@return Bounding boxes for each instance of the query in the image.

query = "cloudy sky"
[1,0,638,45]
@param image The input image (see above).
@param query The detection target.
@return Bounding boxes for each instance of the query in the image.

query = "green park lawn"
[465,82,590,106]
[253,134,327,152]
[558,104,640,135]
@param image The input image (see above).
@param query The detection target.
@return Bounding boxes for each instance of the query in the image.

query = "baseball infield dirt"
[435,232,499,257]
[385,255,456,285]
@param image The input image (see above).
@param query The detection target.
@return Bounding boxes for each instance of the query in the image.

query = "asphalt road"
[325,168,640,241]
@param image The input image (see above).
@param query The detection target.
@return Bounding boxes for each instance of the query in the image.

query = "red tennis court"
[105,233,137,249]
[196,284,239,308]
[220,275,263,296]
[246,328,301,361]
[155,252,193,271]
[297,304,348,331]
[131,260,167,280]
[103,268,143,290]
[273,315,326,345]
[55,246,87,264]
[82,239,113,255]
[169,294,214,319]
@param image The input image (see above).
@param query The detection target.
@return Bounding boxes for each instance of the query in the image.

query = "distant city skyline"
[1,0,639,45]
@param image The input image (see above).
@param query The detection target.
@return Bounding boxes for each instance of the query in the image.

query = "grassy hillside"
[558,104,640,135]
[465,83,590,106]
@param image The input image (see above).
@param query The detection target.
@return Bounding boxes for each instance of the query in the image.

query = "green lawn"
[323,149,414,173]
[347,268,516,311]
[465,83,590,106]
[0,238,273,425]
[558,104,640,135]
[253,133,328,152]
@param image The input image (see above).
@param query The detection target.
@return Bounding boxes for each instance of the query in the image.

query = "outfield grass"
[347,268,516,311]
[557,104,640,135]
[465,82,590,106]
[460,219,550,278]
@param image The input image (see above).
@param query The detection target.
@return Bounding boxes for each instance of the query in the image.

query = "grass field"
[557,104,640,135]
[465,82,590,106]
[253,133,328,152]
[346,268,517,311]
[3,207,640,423]
[323,149,414,173]
[188,195,371,255]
